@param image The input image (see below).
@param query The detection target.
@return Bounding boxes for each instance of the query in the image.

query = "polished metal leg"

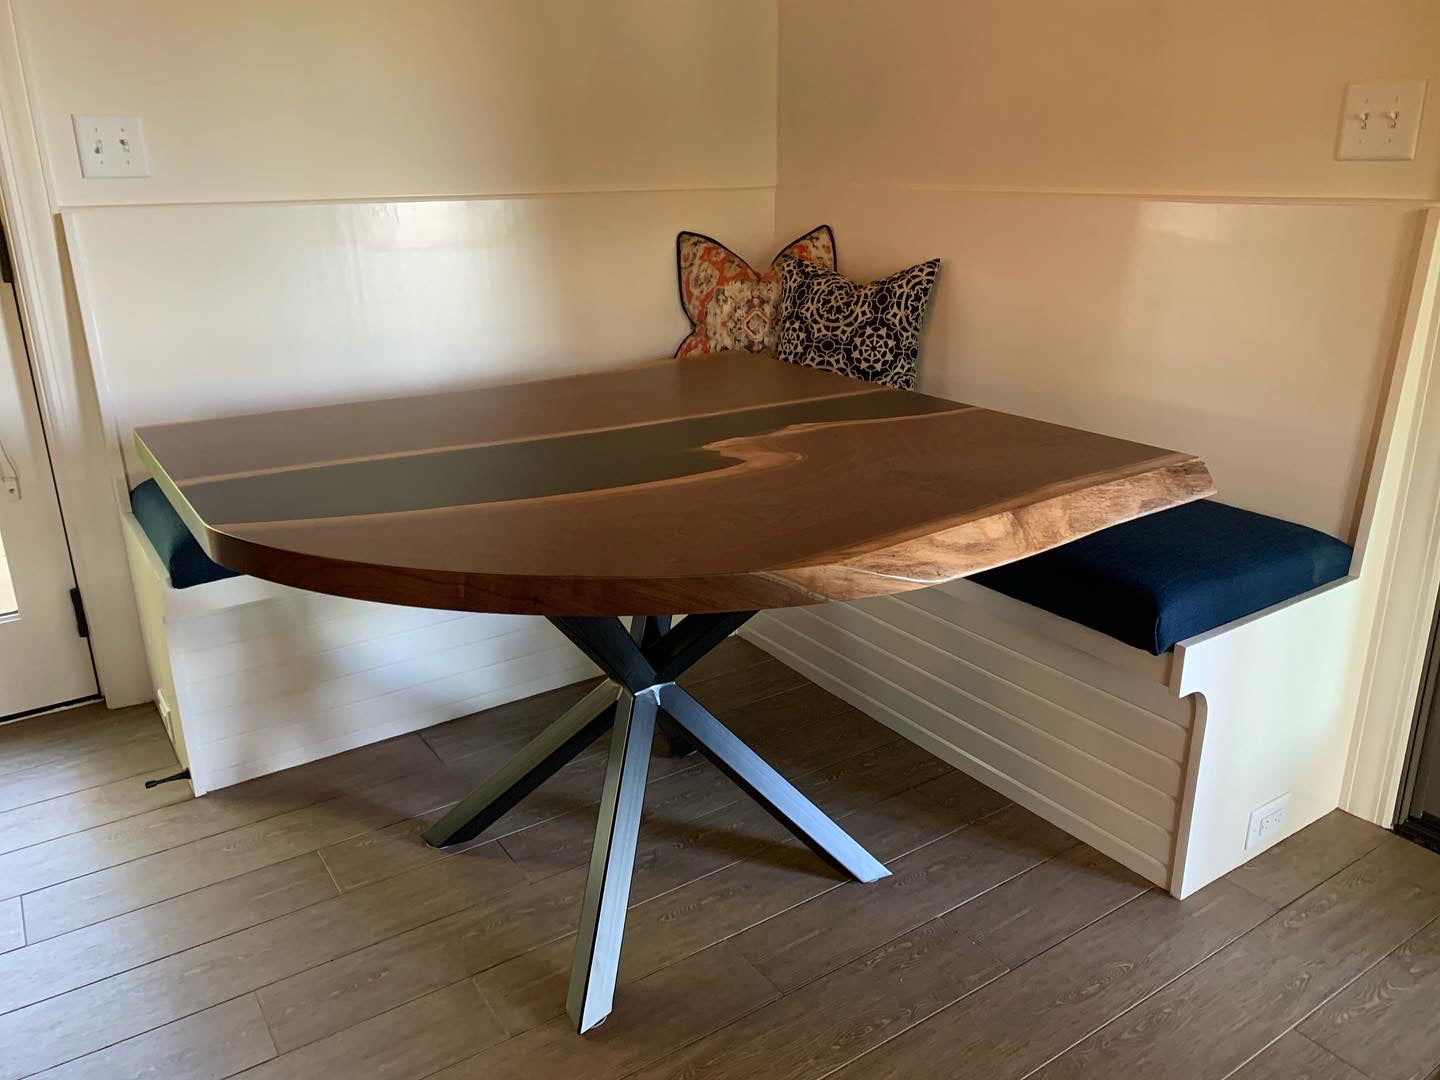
[423,611,888,1035]
[658,683,891,883]
[422,679,621,848]
[567,686,658,1032]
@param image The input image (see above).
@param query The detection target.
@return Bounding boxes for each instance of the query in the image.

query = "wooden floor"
[1,640,1438,1080]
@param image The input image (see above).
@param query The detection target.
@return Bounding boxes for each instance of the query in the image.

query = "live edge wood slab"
[134,351,1214,616]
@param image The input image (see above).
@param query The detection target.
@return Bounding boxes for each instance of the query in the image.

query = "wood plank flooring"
[0,638,1436,1080]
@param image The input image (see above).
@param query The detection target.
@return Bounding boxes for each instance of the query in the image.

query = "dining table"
[134,349,1214,1033]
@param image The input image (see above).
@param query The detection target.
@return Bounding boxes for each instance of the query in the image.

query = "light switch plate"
[72,115,150,178]
[1336,80,1427,161]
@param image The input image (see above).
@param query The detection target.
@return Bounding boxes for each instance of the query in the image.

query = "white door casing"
[0,228,96,716]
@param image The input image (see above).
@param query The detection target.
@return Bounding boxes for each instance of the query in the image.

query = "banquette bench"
[126,473,1353,897]
[747,499,1360,899]
[122,481,599,794]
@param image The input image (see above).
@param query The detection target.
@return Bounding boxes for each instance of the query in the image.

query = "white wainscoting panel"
[777,184,1423,541]
[63,187,776,487]
[745,584,1197,888]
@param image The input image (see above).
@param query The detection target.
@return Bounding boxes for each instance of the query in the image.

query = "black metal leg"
[629,616,697,758]
[567,686,658,1032]
[629,614,672,646]
[423,611,888,1034]
[422,679,620,847]
[657,683,890,883]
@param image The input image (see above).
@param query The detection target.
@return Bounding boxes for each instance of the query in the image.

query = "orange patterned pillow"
[674,225,836,357]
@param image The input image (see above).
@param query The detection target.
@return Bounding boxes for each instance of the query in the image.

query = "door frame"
[1394,596,1440,848]
[0,1,149,706]
[1341,208,1440,825]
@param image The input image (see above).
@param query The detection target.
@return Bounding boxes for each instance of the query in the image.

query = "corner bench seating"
[122,483,599,796]
[127,474,1354,899]
[971,499,1353,655]
[132,478,1353,658]
[747,495,1361,899]
[130,480,240,589]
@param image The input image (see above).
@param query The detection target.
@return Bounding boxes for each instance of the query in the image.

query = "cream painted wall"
[774,185,1418,539]
[771,2,1440,839]
[16,0,777,206]
[780,0,1440,200]
[3,0,779,706]
[66,190,780,487]
[776,0,1440,538]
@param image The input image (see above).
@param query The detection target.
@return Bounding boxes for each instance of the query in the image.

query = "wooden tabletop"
[135,352,1214,615]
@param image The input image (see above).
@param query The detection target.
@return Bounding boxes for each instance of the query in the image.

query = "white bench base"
[123,504,1358,896]
[122,513,598,795]
[745,575,1359,898]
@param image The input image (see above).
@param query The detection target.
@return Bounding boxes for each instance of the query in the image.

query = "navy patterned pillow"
[775,257,940,390]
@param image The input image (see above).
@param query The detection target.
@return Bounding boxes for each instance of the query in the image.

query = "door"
[0,223,97,717]
[1399,594,1440,850]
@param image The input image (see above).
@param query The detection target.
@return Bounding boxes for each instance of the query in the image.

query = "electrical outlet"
[72,115,150,179]
[1245,793,1292,851]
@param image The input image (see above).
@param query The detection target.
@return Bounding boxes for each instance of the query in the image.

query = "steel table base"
[422,611,890,1033]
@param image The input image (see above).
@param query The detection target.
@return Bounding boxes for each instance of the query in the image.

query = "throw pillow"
[775,257,940,390]
[674,225,836,357]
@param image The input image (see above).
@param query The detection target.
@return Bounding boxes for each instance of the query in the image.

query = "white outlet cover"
[72,115,150,179]
[1336,80,1427,161]
[1245,792,1293,851]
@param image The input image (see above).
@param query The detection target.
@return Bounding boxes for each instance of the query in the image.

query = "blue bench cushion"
[130,479,240,589]
[969,500,1353,655]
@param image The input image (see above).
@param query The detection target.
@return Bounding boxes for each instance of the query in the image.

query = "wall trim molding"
[48,183,780,215]
[0,0,150,705]
[1343,208,1440,823]
[776,178,1438,209]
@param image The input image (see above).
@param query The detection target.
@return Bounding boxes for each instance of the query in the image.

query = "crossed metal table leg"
[422,611,891,1033]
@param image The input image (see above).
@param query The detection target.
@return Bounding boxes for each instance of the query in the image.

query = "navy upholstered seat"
[969,500,1353,655]
[130,479,240,589]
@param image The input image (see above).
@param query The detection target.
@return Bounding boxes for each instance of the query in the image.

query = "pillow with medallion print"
[674,225,836,357]
[775,256,940,390]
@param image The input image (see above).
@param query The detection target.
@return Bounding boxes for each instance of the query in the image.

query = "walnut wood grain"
[135,351,1214,615]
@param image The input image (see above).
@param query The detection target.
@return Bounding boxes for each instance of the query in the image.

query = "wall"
[777,0,1440,540]
[19,0,779,452]
[5,0,779,706]
[775,187,1417,538]
[767,0,1440,844]
[65,190,777,483]
[18,0,777,206]
[780,0,1440,201]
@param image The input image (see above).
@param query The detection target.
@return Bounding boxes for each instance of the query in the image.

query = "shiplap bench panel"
[745,608,1181,885]
[845,595,1191,779]
[771,606,1183,847]
[746,568,1363,898]
[195,642,592,779]
[181,611,541,714]
[746,612,1178,884]
[901,584,1181,709]
[176,601,476,680]
[187,639,586,768]
[181,621,562,733]
[123,513,598,794]
[786,601,1187,810]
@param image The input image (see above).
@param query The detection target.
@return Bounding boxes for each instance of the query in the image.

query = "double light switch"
[1336,81,1428,161]
[71,115,150,179]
